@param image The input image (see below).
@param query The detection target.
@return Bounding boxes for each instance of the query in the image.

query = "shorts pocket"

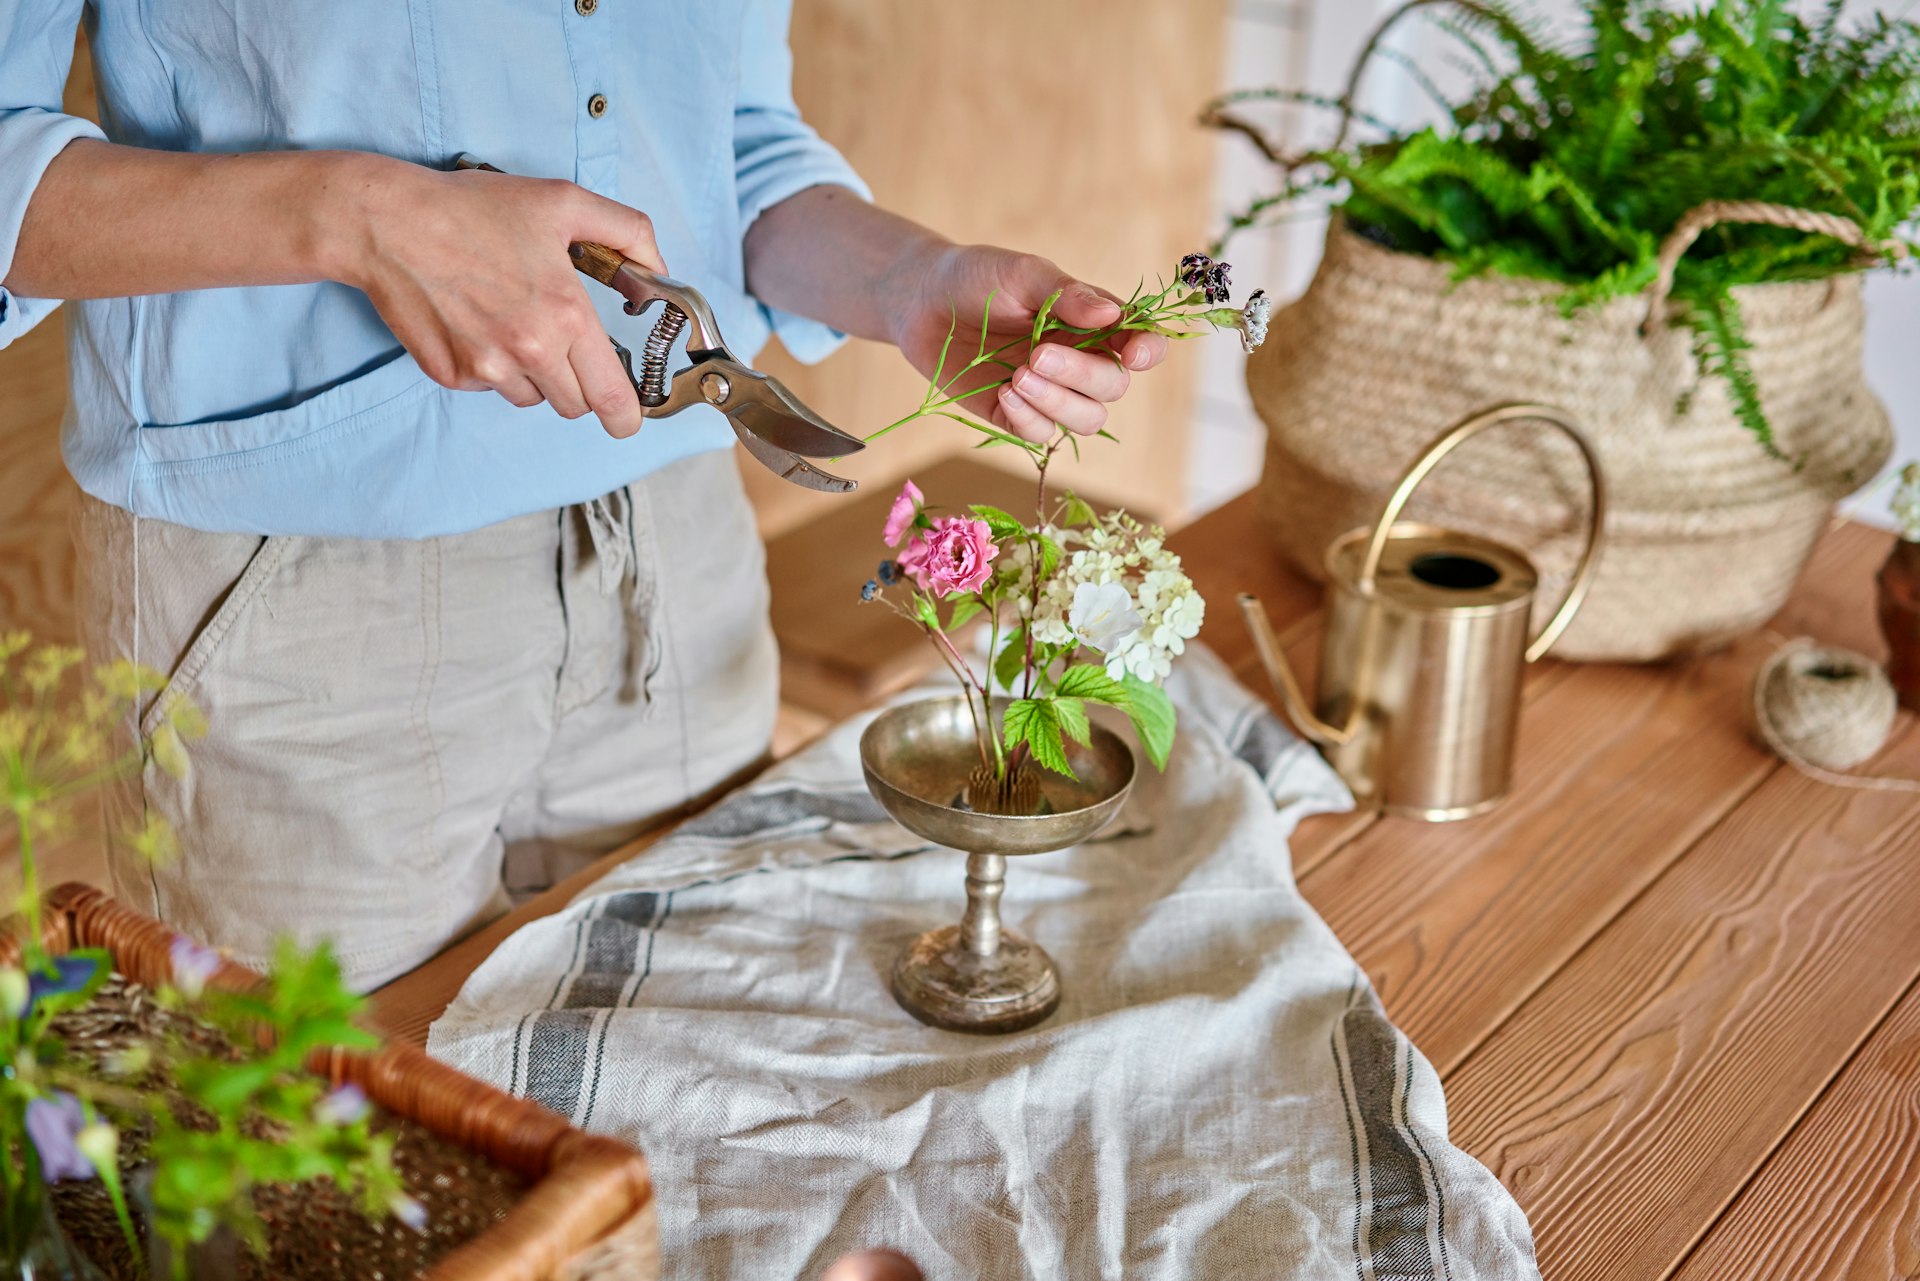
[139,535,290,741]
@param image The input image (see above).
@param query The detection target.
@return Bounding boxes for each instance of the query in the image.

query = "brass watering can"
[1240,404,1607,821]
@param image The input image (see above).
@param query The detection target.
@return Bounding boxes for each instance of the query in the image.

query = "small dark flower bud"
[877,560,898,585]
[860,580,879,602]
[1204,261,1233,304]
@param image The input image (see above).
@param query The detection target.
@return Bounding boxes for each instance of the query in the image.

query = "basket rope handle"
[1642,200,1908,335]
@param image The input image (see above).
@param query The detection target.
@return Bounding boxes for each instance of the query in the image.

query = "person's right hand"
[336,157,661,439]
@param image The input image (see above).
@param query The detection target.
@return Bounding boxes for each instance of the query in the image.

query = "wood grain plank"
[1672,973,1920,1281]
[1294,519,1892,1075]
[1441,720,1920,1281]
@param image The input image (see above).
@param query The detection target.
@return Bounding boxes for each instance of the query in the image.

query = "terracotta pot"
[1880,539,1920,711]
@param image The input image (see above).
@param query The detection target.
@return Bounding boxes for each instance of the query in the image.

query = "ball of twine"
[1752,641,1897,773]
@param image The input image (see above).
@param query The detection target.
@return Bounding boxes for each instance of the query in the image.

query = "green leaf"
[968,504,1028,540]
[1037,535,1064,580]
[1002,698,1075,778]
[1054,664,1128,705]
[1030,288,1064,347]
[1052,696,1091,746]
[1060,491,1098,528]
[946,595,984,631]
[1119,673,1177,771]
[994,626,1028,692]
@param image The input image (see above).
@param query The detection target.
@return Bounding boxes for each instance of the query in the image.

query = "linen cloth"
[76,450,777,992]
[0,0,865,537]
[429,646,1542,1280]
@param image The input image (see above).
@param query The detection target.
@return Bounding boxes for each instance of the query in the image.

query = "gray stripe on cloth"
[523,892,672,1122]
[677,783,890,840]
[1335,980,1442,1281]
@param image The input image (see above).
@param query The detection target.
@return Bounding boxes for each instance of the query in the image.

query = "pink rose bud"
[897,516,999,597]
[882,479,924,548]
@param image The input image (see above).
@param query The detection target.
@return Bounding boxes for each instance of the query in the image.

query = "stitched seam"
[140,536,291,739]
[134,375,437,479]
[412,539,450,929]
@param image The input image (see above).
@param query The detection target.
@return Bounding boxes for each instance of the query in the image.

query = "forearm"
[5,139,386,299]
[742,184,951,347]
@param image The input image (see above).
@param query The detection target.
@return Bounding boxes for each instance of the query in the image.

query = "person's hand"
[889,244,1172,445]
[334,157,661,439]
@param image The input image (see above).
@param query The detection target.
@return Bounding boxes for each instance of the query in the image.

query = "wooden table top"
[373,490,1920,1281]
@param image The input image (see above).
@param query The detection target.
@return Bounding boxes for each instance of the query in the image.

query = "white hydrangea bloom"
[996,509,1203,687]
[1894,462,1920,543]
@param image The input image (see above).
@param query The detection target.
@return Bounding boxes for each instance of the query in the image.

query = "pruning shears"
[455,155,864,492]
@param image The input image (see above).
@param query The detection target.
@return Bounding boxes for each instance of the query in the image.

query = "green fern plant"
[1209,0,1920,452]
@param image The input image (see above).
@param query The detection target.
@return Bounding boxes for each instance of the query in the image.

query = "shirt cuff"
[735,115,872,366]
[0,107,105,349]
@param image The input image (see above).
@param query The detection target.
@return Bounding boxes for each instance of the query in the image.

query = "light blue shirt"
[0,0,866,537]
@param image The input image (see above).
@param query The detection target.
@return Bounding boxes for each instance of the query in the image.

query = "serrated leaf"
[1120,673,1177,770]
[1053,664,1128,705]
[946,595,984,631]
[1052,696,1091,746]
[1038,535,1063,580]
[1061,492,1098,528]
[969,504,1028,540]
[1001,697,1076,778]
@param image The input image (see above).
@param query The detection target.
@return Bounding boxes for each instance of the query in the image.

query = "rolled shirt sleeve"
[0,1,105,348]
[733,0,870,364]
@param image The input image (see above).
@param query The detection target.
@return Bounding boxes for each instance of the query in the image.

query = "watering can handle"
[1358,403,1607,663]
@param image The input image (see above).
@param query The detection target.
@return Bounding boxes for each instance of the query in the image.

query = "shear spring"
[637,303,688,407]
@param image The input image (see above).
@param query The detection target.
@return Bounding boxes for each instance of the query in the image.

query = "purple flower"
[169,936,222,998]
[24,954,99,1015]
[389,1193,429,1233]
[1203,261,1233,305]
[314,1084,370,1127]
[26,1093,95,1182]
[1178,252,1213,288]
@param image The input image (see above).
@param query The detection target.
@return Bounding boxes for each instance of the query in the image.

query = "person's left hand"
[888,244,1171,445]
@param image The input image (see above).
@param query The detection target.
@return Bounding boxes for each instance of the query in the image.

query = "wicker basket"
[31,882,659,1281]
[1248,212,1895,661]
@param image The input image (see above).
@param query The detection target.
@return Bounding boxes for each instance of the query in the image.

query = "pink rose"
[898,516,999,596]
[882,479,924,548]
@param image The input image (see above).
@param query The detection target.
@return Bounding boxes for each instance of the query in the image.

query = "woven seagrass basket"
[25,882,659,1281]
[1249,210,1895,662]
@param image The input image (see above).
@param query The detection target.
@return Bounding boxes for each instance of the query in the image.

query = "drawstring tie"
[581,489,658,707]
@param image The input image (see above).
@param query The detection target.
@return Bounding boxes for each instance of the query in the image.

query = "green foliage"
[1118,675,1178,772]
[0,634,411,1277]
[145,940,403,1270]
[1002,698,1076,778]
[1218,0,1920,446]
[999,664,1179,779]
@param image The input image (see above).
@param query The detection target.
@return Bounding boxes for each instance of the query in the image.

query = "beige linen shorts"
[74,449,777,990]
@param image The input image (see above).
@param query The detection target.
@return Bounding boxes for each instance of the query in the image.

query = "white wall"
[1191,0,1920,528]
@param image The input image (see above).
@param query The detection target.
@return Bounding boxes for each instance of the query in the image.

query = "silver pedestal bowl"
[859,696,1136,1034]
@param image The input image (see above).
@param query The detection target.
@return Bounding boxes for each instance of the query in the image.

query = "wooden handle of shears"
[567,241,627,289]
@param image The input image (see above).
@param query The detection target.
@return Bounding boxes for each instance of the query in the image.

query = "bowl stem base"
[891,867,1061,1036]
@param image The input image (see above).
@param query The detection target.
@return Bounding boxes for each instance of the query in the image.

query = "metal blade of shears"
[729,419,858,493]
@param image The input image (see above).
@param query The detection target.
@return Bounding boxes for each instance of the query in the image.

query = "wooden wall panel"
[746,0,1230,538]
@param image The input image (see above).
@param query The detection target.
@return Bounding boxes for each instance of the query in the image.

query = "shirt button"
[587,93,608,119]
[575,0,597,14]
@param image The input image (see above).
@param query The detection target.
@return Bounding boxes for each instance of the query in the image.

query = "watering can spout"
[1237,593,1357,747]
